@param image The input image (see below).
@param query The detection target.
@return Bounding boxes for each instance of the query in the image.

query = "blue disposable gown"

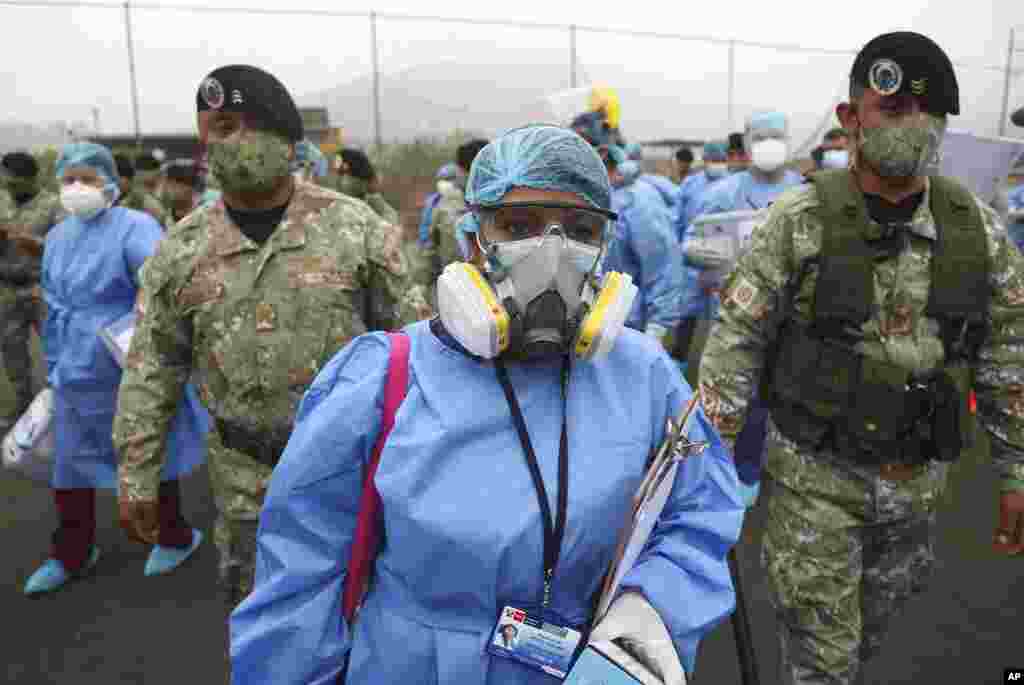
[418,191,442,247]
[230,321,744,685]
[602,182,684,331]
[638,174,679,208]
[42,206,209,489]
[682,169,804,320]
[1008,184,1024,252]
[687,169,803,486]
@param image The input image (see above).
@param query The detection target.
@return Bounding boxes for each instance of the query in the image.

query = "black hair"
[340,148,376,182]
[456,139,490,174]
[727,133,745,153]
[1,151,39,178]
[674,147,694,163]
[114,154,136,179]
[162,159,203,191]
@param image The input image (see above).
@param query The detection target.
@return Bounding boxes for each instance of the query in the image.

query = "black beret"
[196,65,303,143]
[1012,106,1024,128]
[136,153,161,172]
[850,32,959,115]
[1,151,39,178]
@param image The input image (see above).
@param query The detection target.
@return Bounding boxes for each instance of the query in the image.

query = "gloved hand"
[589,591,686,685]
[119,497,160,546]
[739,481,760,509]
[993,489,1024,555]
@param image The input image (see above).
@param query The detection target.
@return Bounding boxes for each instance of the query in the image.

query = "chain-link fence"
[2,2,1023,152]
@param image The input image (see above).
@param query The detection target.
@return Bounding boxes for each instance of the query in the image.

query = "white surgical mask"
[60,182,109,221]
[705,162,729,179]
[821,149,850,169]
[751,139,788,173]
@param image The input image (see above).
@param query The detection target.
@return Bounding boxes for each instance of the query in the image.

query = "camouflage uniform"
[114,181,430,608]
[428,182,468,285]
[699,179,1024,684]
[0,188,63,426]
[120,186,168,227]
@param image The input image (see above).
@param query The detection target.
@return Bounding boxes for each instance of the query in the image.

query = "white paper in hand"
[99,312,137,368]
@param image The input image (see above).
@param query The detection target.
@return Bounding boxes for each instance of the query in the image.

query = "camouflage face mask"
[338,175,370,199]
[857,112,946,178]
[208,130,291,194]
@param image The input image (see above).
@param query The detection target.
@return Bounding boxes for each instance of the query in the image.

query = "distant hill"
[299,58,574,145]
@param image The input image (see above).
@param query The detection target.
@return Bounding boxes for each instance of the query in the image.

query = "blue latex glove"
[739,481,760,509]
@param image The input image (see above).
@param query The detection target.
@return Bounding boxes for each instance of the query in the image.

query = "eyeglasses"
[474,202,616,249]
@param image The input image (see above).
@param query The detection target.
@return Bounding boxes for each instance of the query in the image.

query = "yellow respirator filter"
[574,271,637,361]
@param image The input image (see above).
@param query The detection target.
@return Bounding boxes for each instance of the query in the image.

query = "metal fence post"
[123,0,142,147]
[570,24,577,89]
[370,11,383,151]
[727,40,736,131]
[999,28,1016,138]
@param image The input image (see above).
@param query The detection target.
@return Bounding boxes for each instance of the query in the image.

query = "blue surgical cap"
[617,160,642,185]
[466,124,612,213]
[56,142,119,185]
[436,162,458,181]
[703,141,728,162]
[746,111,788,137]
[624,142,643,161]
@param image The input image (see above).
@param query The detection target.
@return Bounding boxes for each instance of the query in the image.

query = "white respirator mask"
[821,149,850,169]
[436,204,637,363]
[750,139,788,173]
[60,181,111,221]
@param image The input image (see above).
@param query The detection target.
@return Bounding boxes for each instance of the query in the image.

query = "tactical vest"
[766,169,990,465]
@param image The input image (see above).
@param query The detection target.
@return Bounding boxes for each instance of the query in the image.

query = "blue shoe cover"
[24,546,101,595]
[144,529,203,577]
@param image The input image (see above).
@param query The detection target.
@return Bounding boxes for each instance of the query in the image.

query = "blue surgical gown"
[687,170,803,486]
[418,191,442,247]
[230,321,744,684]
[1008,184,1024,252]
[602,182,684,332]
[42,206,209,489]
[638,174,679,208]
[682,169,804,321]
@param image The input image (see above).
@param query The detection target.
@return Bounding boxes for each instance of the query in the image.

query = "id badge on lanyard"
[485,358,582,679]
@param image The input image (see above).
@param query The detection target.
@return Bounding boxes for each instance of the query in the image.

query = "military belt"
[215,417,287,468]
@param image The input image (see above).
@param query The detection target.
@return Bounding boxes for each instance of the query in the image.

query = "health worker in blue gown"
[230,124,744,685]
[23,142,208,597]
[689,111,804,507]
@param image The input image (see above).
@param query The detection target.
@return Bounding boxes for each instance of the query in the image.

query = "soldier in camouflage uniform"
[331,147,401,225]
[0,152,64,430]
[699,33,1024,684]
[426,139,489,287]
[114,65,431,611]
[114,154,168,226]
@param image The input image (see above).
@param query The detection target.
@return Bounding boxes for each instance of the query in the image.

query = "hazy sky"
[3,0,1024,141]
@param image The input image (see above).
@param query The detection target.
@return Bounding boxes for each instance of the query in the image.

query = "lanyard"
[494,357,570,613]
